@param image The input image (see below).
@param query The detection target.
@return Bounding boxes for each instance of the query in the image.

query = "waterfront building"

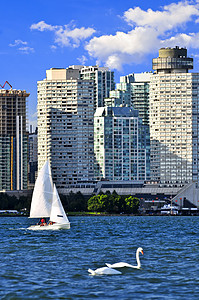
[0,87,29,190]
[28,127,38,186]
[94,106,148,181]
[104,72,151,180]
[150,46,199,187]
[70,65,115,109]
[37,68,95,188]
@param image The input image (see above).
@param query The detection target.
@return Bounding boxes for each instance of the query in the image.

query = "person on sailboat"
[48,221,55,225]
[40,218,47,226]
[37,218,43,225]
[28,160,70,230]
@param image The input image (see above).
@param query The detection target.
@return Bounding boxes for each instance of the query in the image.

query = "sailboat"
[28,160,70,230]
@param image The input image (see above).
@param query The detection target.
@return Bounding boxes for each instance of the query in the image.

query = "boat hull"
[27,223,70,230]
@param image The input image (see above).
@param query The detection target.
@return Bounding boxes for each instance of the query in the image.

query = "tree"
[88,194,108,212]
[124,196,140,214]
[106,194,122,213]
[60,191,87,212]
[15,196,31,211]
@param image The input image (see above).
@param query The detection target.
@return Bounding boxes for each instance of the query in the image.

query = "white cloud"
[124,2,199,32]
[77,55,88,65]
[18,46,34,54]
[85,1,199,70]
[51,45,57,50]
[86,27,159,70]
[30,21,96,48]
[9,39,28,47]
[9,39,34,54]
[55,26,96,48]
[30,21,57,31]
[161,32,199,48]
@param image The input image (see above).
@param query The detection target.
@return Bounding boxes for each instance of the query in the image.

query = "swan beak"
[141,250,144,255]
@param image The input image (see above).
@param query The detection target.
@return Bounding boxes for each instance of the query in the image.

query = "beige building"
[37,68,95,188]
[150,47,199,187]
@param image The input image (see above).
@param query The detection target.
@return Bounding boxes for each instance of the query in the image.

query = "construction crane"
[0,81,12,89]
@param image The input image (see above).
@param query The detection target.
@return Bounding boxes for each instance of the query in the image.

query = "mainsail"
[29,160,53,218]
[50,184,70,225]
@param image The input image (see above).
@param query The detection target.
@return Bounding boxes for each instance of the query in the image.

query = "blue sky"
[1,0,199,128]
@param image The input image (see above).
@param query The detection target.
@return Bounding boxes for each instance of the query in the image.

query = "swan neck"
[136,250,141,268]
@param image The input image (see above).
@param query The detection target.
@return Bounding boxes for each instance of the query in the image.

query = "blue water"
[0,216,198,299]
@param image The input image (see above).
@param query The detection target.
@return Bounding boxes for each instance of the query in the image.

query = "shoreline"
[0,212,198,217]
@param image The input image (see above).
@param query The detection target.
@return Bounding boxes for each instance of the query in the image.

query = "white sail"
[50,184,70,225]
[29,160,53,218]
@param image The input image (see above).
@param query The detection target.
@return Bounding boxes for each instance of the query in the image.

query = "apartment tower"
[37,68,94,189]
[70,65,115,109]
[150,46,199,187]
[0,86,29,190]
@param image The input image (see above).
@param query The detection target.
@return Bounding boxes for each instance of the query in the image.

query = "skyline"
[1,0,199,127]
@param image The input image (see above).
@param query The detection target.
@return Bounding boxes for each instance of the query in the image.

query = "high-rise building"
[150,46,199,187]
[70,65,115,109]
[104,72,151,180]
[126,73,151,126]
[37,68,95,188]
[28,127,38,186]
[0,87,29,190]
[104,89,131,108]
[94,106,148,181]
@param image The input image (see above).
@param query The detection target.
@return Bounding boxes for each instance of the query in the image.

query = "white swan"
[106,247,144,269]
[88,267,122,275]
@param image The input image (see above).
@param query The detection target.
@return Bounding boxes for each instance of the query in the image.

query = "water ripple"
[0,216,198,299]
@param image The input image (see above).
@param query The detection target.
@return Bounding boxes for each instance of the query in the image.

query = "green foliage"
[87,194,108,212]
[0,191,140,214]
[123,196,140,214]
[87,193,140,214]
[15,196,32,211]
[0,193,32,212]
[61,191,87,212]
[0,191,87,213]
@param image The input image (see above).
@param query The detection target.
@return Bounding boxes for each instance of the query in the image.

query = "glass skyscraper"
[94,106,148,181]
[104,72,151,180]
